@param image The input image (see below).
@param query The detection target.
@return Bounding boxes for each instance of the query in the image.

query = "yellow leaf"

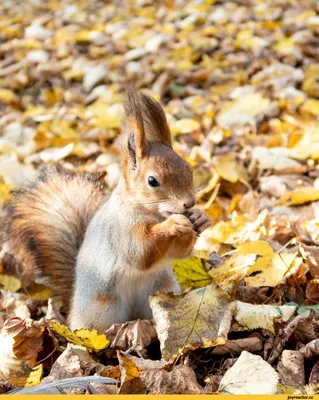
[210,241,275,292]
[94,115,121,129]
[214,154,239,183]
[216,93,271,129]
[277,384,298,395]
[171,118,200,135]
[118,354,140,382]
[24,106,47,119]
[173,257,213,291]
[0,182,11,205]
[300,99,319,117]
[245,253,298,287]
[62,68,83,81]
[302,64,319,97]
[238,240,274,257]
[51,120,78,142]
[0,89,17,104]
[209,253,256,293]
[49,321,110,352]
[280,187,319,206]
[23,282,51,301]
[234,301,296,334]
[25,364,43,387]
[43,88,64,106]
[274,37,295,55]
[0,274,21,292]
[210,214,249,244]
[150,285,231,361]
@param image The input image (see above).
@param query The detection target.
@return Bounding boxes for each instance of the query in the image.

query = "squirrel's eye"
[148,176,160,188]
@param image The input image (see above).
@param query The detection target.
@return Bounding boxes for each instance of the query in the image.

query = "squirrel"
[1,91,211,332]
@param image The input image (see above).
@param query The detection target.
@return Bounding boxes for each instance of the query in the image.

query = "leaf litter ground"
[0,0,319,395]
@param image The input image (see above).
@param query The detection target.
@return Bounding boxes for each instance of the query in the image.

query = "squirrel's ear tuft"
[123,90,148,162]
[140,94,172,147]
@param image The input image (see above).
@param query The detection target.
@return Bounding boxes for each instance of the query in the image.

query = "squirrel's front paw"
[166,214,196,237]
[184,209,211,234]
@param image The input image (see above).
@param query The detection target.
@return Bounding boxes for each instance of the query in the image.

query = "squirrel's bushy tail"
[0,166,106,311]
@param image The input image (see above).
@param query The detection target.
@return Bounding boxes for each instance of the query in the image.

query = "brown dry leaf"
[118,353,201,394]
[105,319,157,357]
[0,298,30,329]
[277,350,305,388]
[299,339,319,359]
[299,244,319,278]
[310,361,319,387]
[211,337,263,355]
[150,285,231,361]
[42,343,104,383]
[0,317,45,387]
[267,310,319,364]
[306,279,319,303]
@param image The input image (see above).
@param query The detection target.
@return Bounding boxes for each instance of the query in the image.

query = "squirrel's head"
[120,90,195,218]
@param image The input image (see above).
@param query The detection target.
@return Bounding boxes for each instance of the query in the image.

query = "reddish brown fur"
[1,166,106,311]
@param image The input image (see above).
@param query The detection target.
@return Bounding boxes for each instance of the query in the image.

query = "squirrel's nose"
[183,197,196,210]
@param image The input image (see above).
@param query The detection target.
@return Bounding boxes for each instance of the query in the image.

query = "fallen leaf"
[218,351,278,394]
[211,337,263,355]
[277,350,305,388]
[150,285,231,361]
[306,279,319,303]
[0,274,21,292]
[216,93,272,129]
[245,252,298,288]
[105,319,157,357]
[49,321,110,352]
[252,147,306,173]
[172,256,213,291]
[0,317,45,387]
[0,298,30,329]
[118,353,201,394]
[234,301,296,334]
[171,118,200,135]
[280,187,319,206]
[299,244,319,278]
[299,339,319,359]
[0,89,17,104]
[214,153,239,183]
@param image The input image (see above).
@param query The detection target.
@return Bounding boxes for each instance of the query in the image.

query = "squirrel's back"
[0,165,106,311]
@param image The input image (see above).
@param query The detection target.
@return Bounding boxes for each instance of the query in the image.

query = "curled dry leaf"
[105,319,157,357]
[118,353,201,394]
[0,317,45,387]
[299,244,319,278]
[41,343,117,386]
[0,298,30,329]
[218,351,278,394]
[306,279,319,303]
[310,361,319,387]
[277,350,305,388]
[150,285,231,361]
[299,339,319,359]
[211,337,263,355]
[267,310,318,364]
